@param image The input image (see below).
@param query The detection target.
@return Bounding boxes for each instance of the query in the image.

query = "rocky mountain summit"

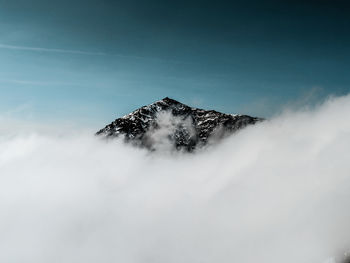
[96,97,263,151]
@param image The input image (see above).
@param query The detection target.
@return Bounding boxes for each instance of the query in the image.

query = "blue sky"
[0,0,349,127]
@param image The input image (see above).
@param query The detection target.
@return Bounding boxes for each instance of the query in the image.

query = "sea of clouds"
[1,94,350,263]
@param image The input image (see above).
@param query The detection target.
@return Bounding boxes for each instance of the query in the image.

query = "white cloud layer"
[1,94,350,263]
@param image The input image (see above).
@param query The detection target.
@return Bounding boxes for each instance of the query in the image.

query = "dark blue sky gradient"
[0,0,349,125]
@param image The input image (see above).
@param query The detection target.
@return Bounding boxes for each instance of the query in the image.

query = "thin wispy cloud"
[0,78,85,87]
[0,43,106,56]
[0,43,196,64]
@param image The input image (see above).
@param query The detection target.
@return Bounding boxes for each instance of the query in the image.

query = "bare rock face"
[96,97,263,151]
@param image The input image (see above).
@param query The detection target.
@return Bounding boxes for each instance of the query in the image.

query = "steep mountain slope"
[96,97,263,151]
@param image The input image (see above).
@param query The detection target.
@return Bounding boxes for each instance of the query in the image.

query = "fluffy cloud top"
[1,95,350,263]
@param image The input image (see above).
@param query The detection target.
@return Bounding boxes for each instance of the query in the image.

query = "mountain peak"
[96,98,263,151]
[157,97,187,108]
[161,97,179,104]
